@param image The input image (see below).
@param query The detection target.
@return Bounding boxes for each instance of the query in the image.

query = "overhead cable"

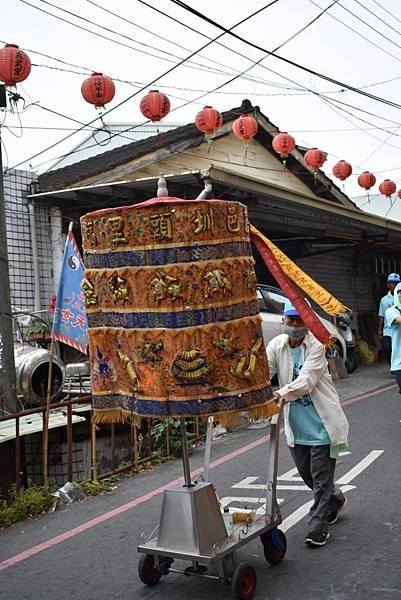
[10,1,279,169]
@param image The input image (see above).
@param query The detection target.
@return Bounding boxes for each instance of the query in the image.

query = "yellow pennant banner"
[250,226,350,316]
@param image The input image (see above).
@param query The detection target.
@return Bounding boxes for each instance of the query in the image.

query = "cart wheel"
[262,528,287,565]
[138,554,162,586]
[231,562,257,600]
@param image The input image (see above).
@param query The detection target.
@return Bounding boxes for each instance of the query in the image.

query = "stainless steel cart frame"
[137,405,286,599]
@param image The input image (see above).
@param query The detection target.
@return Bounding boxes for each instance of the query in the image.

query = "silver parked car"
[257,284,347,365]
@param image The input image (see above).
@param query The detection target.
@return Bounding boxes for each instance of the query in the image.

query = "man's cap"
[388,272,400,283]
[283,298,311,316]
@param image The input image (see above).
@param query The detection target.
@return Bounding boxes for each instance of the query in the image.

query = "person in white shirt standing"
[378,273,400,364]
[266,299,349,547]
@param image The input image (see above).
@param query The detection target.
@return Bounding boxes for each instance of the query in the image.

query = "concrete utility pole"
[0,84,18,414]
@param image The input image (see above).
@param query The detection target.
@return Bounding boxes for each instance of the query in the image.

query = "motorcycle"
[336,313,359,374]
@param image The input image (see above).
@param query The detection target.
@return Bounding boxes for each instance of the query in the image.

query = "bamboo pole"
[42,337,55,488]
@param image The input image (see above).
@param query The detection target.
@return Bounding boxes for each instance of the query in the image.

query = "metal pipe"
[265,401,284,523]
[15,415,20,491]
[180,418,192,487]
[168,568,220,581]
[147,417,152,457]
[67,403,73,481]
[27,201,41,312]
[0,394,91,422]
[91,416,97,482]
[203,417,213,483]
[111,422,116,471]
[165,420,170,456]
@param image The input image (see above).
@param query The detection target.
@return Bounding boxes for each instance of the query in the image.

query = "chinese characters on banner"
[52,224,88,353]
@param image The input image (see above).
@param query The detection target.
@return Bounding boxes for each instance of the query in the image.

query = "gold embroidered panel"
[81,197,250,253]
[81,197,276,424]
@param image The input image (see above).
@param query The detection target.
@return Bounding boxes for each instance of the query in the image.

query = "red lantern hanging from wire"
[195,106,222,152]
[304,147,327,172]
[0,43,31,87]
[272,131,295,165]
[81,73,115,109]
[232,114,258,157]
[140,90,170,123]
[357,171,376,191]
[332,160,352,182]
[398,190,401,201]
[379,179,396,198]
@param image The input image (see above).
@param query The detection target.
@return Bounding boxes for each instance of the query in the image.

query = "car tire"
[345,349,359,374]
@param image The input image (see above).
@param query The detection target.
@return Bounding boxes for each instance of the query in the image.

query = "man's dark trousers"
[289,444,345,534]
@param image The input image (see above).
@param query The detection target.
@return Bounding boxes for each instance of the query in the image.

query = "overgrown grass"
[80,479,113,496]
[0,483,54,528]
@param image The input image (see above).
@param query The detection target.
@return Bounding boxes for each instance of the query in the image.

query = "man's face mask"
[283,324,308,340]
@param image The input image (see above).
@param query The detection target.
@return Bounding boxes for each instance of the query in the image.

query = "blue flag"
[52,223,88,353]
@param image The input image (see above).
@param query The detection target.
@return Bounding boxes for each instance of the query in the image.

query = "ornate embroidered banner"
[81,197,278,425]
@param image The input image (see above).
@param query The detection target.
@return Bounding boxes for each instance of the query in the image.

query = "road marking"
[278,467,303,481]
[233,476,308,491]
[228,449,382,534]
[280,485,355,533]
[336,450,384,485]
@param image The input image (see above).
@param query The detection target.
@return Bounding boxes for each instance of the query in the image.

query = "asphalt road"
[1,383,400,600]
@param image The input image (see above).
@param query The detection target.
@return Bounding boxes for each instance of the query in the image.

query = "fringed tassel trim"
[214,400,280,428]
[91,409,142,427]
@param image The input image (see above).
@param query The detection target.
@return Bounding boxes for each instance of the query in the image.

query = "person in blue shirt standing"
[385,281,401,393]
[378,273,400,364]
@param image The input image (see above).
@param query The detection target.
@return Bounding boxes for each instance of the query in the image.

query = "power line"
[26,45,401,97]
[169,0,401,111]
[21,0,291,87]
[25,0,339,171]
[349,0,401,40]
[6,123,401,133]
[10,1,279,170]
[83,0,284,87]
[19,0,230,77]
[8,1,401,175]
[308,0,401,65]
[336,0,401,53]
[368,0,401,26]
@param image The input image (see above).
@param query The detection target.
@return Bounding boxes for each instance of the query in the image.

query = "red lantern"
[379,179,396,198]
[140,90,170,122]
[81,73,115,109]
[232,114,258,157]
[232,114,258,142]
[195,106,223,138]
[398,190,401,200]
[357,171,376,191]
[272,131,295,162]
[332,160,352,181]
[0,43,31,87]
[304,147,327,172]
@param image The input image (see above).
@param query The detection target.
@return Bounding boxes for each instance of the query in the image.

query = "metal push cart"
[137,405,286,600]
